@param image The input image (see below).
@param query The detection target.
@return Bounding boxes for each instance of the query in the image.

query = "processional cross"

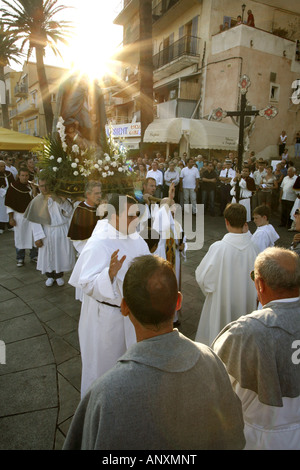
[211,75,278,201]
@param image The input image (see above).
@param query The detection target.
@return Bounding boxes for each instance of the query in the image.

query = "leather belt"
[97,300,120,308]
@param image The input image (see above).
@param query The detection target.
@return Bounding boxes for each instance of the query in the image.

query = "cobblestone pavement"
[0,212,293,449]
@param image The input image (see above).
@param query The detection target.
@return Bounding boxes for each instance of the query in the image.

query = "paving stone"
[45,313,78,336]
[0,286,16,302]
[0,297,32,321]
[0,335,54,376]
[0,313,45,344]
[0,365,58,417]
[57,373,81,425]
[0,409,57,450]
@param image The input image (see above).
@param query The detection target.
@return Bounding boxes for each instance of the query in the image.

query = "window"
[270,83,280,102]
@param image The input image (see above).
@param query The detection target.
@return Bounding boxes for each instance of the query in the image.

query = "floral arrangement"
[38,117,138,198]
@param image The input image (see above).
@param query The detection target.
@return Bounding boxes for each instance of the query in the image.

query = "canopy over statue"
[53,74,107,153]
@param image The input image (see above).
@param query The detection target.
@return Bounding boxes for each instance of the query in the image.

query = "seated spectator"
[212,247,300,450]
[63,255,246,450]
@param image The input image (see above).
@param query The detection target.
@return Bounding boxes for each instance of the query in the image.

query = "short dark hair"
[18,167,29,174]
[123,255,178,327]
[253,205,270,220]
[224,203,246,228]
[108,194,137,216]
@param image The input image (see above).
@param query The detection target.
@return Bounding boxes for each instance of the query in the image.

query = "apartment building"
[112,0,300,159]
[6,61,68,138]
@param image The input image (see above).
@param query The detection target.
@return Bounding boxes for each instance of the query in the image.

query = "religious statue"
[53,74,107,154]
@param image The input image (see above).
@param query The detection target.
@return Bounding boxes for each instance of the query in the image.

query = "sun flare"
[64,3,122,81]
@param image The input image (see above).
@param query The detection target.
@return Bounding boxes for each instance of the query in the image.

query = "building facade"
[5,61,68,138]
[111,0,300,160]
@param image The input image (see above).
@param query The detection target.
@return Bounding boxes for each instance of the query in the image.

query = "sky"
[1,0,124,78]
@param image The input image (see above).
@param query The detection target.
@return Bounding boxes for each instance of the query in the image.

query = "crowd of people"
[0,146,300,450]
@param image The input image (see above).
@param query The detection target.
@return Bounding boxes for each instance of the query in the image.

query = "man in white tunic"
[195,203,258,346]
[24,178,75,286]
[69,194,150,398]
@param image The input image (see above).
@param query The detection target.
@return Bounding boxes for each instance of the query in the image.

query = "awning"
[0,127,44,151]
[143,118,184,144]
[143,118,238,150]
[189,119,238,150]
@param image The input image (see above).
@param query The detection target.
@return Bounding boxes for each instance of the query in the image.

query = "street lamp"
[242,4,246,22]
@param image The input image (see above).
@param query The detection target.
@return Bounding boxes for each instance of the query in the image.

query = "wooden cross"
[211,75,278,201]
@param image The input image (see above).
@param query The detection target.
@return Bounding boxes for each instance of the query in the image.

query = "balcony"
[10,100,39,119]
[14,84,28,97]
[156,98,199,119]
[153,35,201,80]
[152,0,180,22]
[114,0,139,25]
[212,24,298,69]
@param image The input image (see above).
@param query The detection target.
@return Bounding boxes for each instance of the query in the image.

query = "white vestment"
[230,178,252,222]
[251,224,279,253]
[0,179,10,223]
[153,205,187,323]
[6,208,40,249]
[32,198,75,274]
[69,219,150,398]
[195,232,258,346]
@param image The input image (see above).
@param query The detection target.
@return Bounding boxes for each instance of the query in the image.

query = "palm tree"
[0,0,73,135]
[139,0,153,150]
[0,23,23,128]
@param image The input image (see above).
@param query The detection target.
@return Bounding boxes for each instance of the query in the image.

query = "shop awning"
[143,118,238,150]
[0,127,44,151]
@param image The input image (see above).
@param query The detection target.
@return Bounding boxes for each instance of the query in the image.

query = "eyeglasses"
[295,209,300,216]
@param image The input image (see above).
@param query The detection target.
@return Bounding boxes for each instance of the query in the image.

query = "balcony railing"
[152,0,180,22]
[14,84,28,97]
[153,35,201,70]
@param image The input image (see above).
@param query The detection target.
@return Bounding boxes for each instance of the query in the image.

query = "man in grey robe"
[212,247,300,450]
[63,255,245,450]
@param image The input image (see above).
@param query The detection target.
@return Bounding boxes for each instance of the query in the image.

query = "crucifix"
[211,75,278,201]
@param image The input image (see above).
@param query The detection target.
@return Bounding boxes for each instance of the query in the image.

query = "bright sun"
[64,2,122,81]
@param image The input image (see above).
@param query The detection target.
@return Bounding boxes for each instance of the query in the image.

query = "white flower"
[53,167,58,172]
[97,159,103,165]
[105,155,111,162]
[102,172,107,178]
[49,155,55,160]
[62,142,67,152]
[118,167,123,172]
[73,171,79,176]
[74,158,79,163]
[94,163,99,169]
[58,116,64,125]
[57,157,62,164]
[71,162,77,168]
[72,144,80,154]
[104,165,109,171]
[111,161,117,167]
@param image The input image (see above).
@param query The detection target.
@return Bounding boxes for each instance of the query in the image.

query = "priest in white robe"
[195,203,258,346]
[24,178,75,286]
[69,195,150,398]
[230,167,256,222]
[152,198,186,324]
